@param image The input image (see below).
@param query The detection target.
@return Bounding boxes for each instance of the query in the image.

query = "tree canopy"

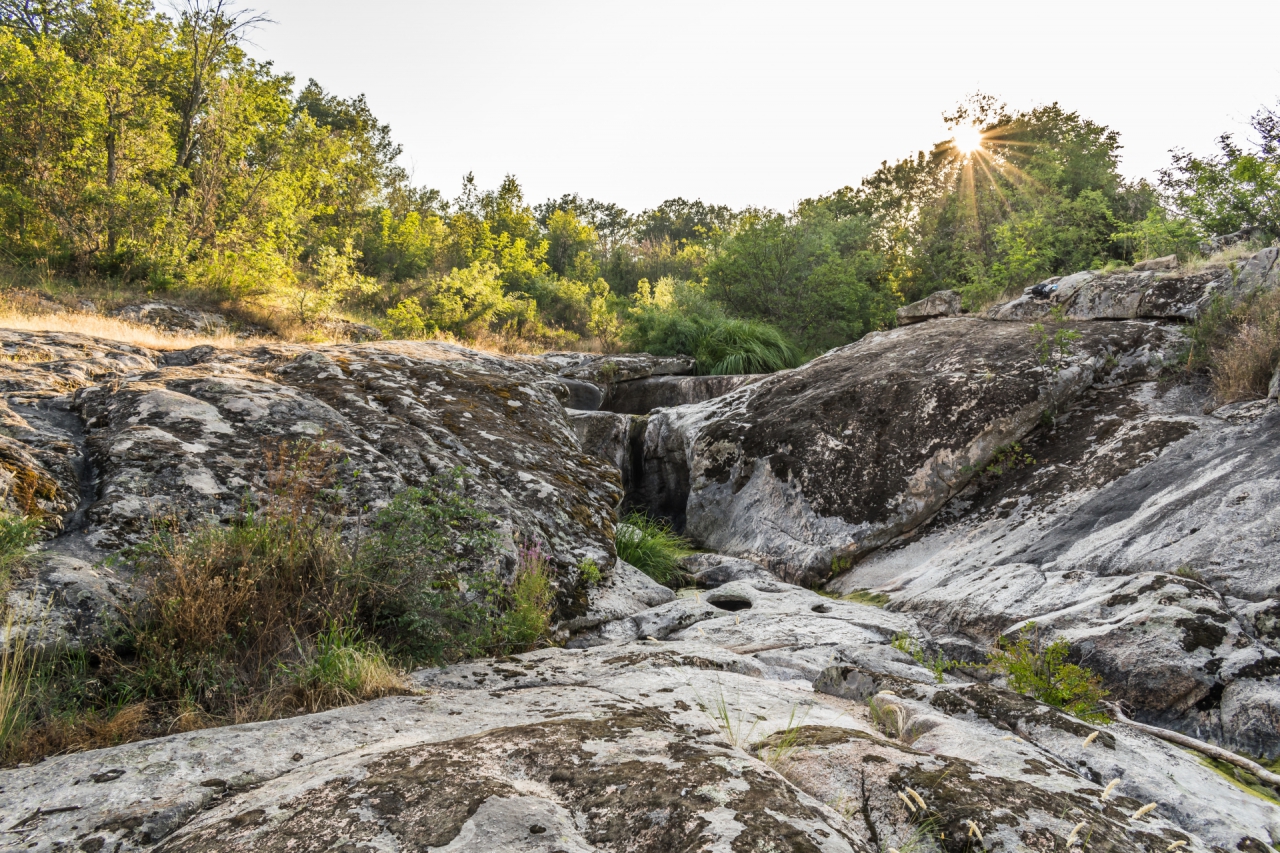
[1,4,1273,370]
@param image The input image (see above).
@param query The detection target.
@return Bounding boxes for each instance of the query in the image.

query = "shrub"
[1187,286,1280,403]
[350,472,503,663]
[2,445,558,765]
[615,512,692,587]
[987,623,1109,723]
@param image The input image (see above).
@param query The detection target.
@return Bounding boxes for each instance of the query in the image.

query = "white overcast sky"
[249,0,1280,213]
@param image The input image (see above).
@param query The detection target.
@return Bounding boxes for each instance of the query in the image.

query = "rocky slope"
[3,249,1280,850]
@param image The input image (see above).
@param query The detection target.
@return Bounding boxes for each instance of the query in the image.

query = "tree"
[1161,103,1280,240]
[706,208,891,354]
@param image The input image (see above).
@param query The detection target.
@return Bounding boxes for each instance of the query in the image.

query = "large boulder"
[638,318,1176,585]
[833,381,1280,755]
[0,334,627,617]
[986,249,1278,324]
[896,289,961,325]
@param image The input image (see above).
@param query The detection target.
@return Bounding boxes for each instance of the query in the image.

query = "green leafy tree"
[706,208,892,354]
[1161,103,1280,240]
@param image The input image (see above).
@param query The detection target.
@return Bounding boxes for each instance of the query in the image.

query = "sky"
[249,0,1280,214]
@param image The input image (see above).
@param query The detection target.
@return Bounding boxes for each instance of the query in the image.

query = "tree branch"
[1107,702,1280,789]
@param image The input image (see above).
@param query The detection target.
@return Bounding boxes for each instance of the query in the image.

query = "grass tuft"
[615,512,693,587]
[0,512,40,597]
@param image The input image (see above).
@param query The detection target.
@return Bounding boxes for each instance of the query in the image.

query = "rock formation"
[3,247,1280,851]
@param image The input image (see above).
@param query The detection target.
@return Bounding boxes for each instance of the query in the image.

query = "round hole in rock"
[708,597,752,612]
[811,603,833,614]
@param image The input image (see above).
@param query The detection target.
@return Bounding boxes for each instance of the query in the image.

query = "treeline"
[1,3,1277,369]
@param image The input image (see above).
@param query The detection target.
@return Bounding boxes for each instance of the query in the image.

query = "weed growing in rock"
[1186,286,1280,402]
[498,541,555,653]
[1174,565,1205,583]
[1031,322,1083,373]
[578,558,602,586]
[0,511,40,598]
[891,633,958,684]
[616,511,692,587]
[752,707,809,774]
[983,442,1036,478]
[987,623,1110,723]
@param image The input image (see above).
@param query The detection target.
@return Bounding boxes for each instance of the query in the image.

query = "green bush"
[615,512,692,587]
[2,449,558,766]
[693,317,802,376]
[349,472,506,663]
[622,277,801,376]
[988,623,1110,723]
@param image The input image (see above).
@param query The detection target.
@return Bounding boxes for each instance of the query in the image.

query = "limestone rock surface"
[640,318,1175,585]
[3,581,1276,853]
[896,289,961,324]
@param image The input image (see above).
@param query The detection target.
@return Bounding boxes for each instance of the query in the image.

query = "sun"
[953,125,984,155]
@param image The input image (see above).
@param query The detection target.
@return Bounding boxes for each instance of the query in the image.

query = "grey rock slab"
[833,381,1280,755]
[3,554,130,653]
[560,558,675,634]
[681,552,779,587]
[896,289,961,324]
[642,318,1174,585]
[66,340,622,604]
[604,373,764,415]
[1133,254,1179,271]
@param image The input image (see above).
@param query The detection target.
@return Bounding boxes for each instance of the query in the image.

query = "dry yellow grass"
[0,308,254,351]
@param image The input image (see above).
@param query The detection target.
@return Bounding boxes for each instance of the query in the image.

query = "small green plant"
[983,442,1036,478]
[751,707,809,774]
[987,622,1110,723]
[892,633,958,684]
[699,685,767,750]
[578,558,602,586]
[1031,323,1083,373]
[1174,565,1205,582]
[286,620,403,712]
[496,541,555,653]
[598,360,620,382]
[615,511,692,587]
[0,512,40,597]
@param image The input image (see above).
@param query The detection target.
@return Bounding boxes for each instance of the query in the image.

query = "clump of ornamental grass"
[615,511,692,587]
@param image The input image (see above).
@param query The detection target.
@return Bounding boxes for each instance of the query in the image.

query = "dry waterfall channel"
[3,250,1280,851]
